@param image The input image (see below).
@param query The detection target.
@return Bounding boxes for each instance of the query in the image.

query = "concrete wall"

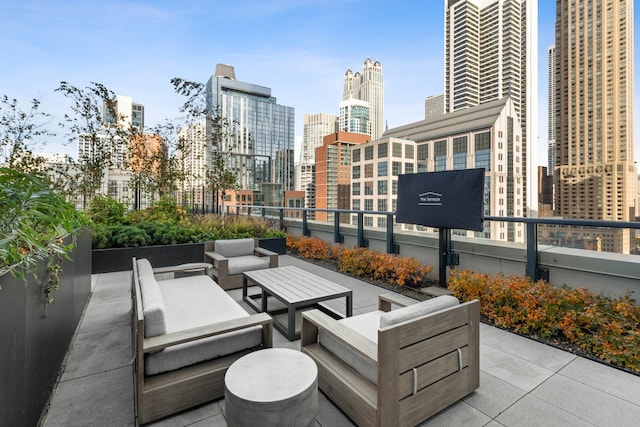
[288,219,640,298]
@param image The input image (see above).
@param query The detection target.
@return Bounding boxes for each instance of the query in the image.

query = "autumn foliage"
[286,235,432,287]
[448,270,640,374]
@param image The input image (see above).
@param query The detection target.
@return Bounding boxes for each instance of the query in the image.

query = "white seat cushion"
[214,238,255,258]
[379,295,459,328]
[227,255,270,275]
[145,275,262,376]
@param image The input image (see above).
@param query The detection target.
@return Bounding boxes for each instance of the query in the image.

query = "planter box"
[0,229,91,427]
[259,237,287,255]
[92,242,208,273]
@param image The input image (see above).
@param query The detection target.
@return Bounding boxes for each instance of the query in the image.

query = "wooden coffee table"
[243,266,353,341]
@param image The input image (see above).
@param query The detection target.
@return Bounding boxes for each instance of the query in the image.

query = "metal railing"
[216,204,640,284]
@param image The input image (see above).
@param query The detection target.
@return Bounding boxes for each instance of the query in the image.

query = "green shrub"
[91,224,118,249]
[87,195,126,225]
[112,226,151,247]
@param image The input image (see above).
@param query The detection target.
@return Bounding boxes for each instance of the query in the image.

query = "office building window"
[377,142,388,158]
[392,161,402,176]
[377,161,388,176]
[365,146,374,160]
[378,180,388,195]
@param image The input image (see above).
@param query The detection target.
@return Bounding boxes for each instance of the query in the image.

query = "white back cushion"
[215,238,255,258]
[136,258,154,280]
[379,295,459,329]
[139,275,167,338]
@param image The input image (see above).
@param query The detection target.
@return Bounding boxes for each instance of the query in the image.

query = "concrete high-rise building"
[103,95,144,133]
[176,121,206,206]
[315,132,370,222]
[299,113,338,216]
[554,0,636,254]
[206,64,295,207]
[554,0,636,222]
[302,113,338,164]
[385,97,525,243]
[425,94,445,119]
[444,0,538,216]
[548,45,557,176]
[339,98,371,136]
[343,58,384,140]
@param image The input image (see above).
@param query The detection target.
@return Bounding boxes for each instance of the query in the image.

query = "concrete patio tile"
[90,272,132,303]
[76,297,131,333]
[60,324,132,381]
[463,371,527,418]
[484,421,507,427]
[480,344,554,392]
[150,400,224,427]
[479,323,577,372]
[189,413,227,427]
[43,365,135,427]
[418,401,491,426]
[495,394,592,427]
[531,373,640,426]
[314,390,355,427]
[558,357,640,406]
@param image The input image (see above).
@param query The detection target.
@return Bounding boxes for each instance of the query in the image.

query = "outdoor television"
[396,168,485,231]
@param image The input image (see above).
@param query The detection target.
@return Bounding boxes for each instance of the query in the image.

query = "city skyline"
[1,0,639,167]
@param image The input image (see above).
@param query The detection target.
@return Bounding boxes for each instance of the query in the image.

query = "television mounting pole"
[438,228,459,287]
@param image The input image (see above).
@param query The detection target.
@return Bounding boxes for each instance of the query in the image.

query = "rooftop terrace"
[41,255,640,426]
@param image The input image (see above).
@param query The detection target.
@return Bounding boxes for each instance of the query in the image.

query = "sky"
[1,0,639,167]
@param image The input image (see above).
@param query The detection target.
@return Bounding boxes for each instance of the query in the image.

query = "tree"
[55,82,137,209]
[0,95,52,174]
[170,78,239,221]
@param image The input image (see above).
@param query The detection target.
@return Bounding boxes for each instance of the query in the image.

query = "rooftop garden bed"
[286,235,640,376]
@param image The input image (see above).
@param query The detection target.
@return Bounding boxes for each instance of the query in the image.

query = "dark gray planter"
[259,237,287,255]
[92,242,207,273]
[0,228,91,427]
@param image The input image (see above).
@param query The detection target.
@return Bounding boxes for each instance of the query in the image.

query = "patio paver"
[41,255,640,427]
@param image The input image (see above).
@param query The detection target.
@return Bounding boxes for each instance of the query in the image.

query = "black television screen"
[396,168,485,231]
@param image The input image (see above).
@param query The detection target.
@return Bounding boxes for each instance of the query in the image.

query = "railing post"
[247,206,252,217]
[386,214,398,254]
[357,212,368,248]
[334,212,344,243]
[525,221,548,281]
[279,209,284,230]
[302,210,310,237]
[261,207,266,218]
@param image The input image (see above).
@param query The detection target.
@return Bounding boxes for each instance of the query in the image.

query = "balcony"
[41,254,640,426]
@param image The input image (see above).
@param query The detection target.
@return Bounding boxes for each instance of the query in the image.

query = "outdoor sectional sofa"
[205,238,279,290]
[301,293,480,427]
[131,257,273,424]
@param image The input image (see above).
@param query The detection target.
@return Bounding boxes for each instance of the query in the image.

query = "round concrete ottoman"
[225,348,318,427]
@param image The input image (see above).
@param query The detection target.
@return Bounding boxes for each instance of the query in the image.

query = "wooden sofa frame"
[301,293,480,427]
[204,239,278,290]
[131,258,273,424]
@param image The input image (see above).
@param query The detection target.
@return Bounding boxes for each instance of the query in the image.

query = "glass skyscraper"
[206,64,295,206]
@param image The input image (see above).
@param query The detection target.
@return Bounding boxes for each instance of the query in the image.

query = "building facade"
[206,64,295,207]
[350,137,416,230]
[548,45,557,176]
[554,0,636,253]
[384,97,525,243]
[339,98,371,136]
[299,113,338,215]
[343,58,384,140]
[554,0,636,221]
[444,0,537,216]
[315,132,370,222]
